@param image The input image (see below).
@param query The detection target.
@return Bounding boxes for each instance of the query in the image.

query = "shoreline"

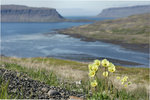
[1,54,148,68]
[48,56,145,67]
[57,31,149,53]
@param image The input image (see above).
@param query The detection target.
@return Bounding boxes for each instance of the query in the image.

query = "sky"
[1,0,150,16]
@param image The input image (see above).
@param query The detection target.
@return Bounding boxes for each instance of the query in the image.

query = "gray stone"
[11,89,17,93]
[0,68,85,99]
[41,87,48,92]
[1,64,6,68]
[47,90,61,97]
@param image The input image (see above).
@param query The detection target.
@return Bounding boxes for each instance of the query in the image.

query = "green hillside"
[59,13,150,44]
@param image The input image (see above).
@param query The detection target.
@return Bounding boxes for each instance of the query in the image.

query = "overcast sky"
[1,0,150,16]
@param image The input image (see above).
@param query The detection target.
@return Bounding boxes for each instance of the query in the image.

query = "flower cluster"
[88,58,132,90]
[88,60,100,87]
[88,59,116,88]
[101,59,116,77]
[87,58,133,100]
[116,76,132,87]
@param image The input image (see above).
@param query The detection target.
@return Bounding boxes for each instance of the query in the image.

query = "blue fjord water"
[1,21,149,67]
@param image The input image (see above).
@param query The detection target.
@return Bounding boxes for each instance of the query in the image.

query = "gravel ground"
[0,68,85,99]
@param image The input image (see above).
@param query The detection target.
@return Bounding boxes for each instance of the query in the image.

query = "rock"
[41,87,48,93]
[1,64,6,68]
[47,90,61,97]
[75,80,82,85]
[0,68,85,99]
[11,88,17,93]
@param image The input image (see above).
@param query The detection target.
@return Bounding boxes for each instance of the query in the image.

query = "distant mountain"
[97,5,150,18]
[1,5,65,22]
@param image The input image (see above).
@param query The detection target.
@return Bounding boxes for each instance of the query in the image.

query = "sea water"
[1,18,149,67]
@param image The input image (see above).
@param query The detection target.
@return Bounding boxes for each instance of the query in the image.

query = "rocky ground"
[0,68,85,99]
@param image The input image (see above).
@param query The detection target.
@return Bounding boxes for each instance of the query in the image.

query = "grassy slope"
[0,57,149,99]
[59,13,150,44]
[0,57,149,86]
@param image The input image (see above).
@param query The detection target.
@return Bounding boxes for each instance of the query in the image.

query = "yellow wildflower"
[121,78,124,82]
[123,76,128,82]
[103,71,108,77]
[94,59,101,66]
[88,64,93,71]
[108,66,116,73]
[89,71,95,77]
[128,81,132,85]
[92,64,99,72]
[102,59,109,67]
[121,79,124,84]
[108,62,115,68]
[116,76,120,80]
[88,64,98,72]
[91,80,98,87]
[124,84,128,87]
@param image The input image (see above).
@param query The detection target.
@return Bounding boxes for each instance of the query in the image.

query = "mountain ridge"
[1,5,65,22]
[98,5,150,18]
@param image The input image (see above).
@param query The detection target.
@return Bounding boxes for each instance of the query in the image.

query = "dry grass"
[0,56,149,93]
[0,56,88,81]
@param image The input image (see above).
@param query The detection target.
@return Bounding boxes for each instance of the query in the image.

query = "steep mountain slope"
[98,5,150,18]
[1,5,65,22]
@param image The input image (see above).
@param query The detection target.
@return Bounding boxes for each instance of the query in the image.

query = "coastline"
[57,31,149,53]
[1,53,145,67]
[47,55,145,67]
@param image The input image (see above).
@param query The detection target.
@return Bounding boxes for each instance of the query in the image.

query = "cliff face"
[98,5,150,18]
[1,5,65,22]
